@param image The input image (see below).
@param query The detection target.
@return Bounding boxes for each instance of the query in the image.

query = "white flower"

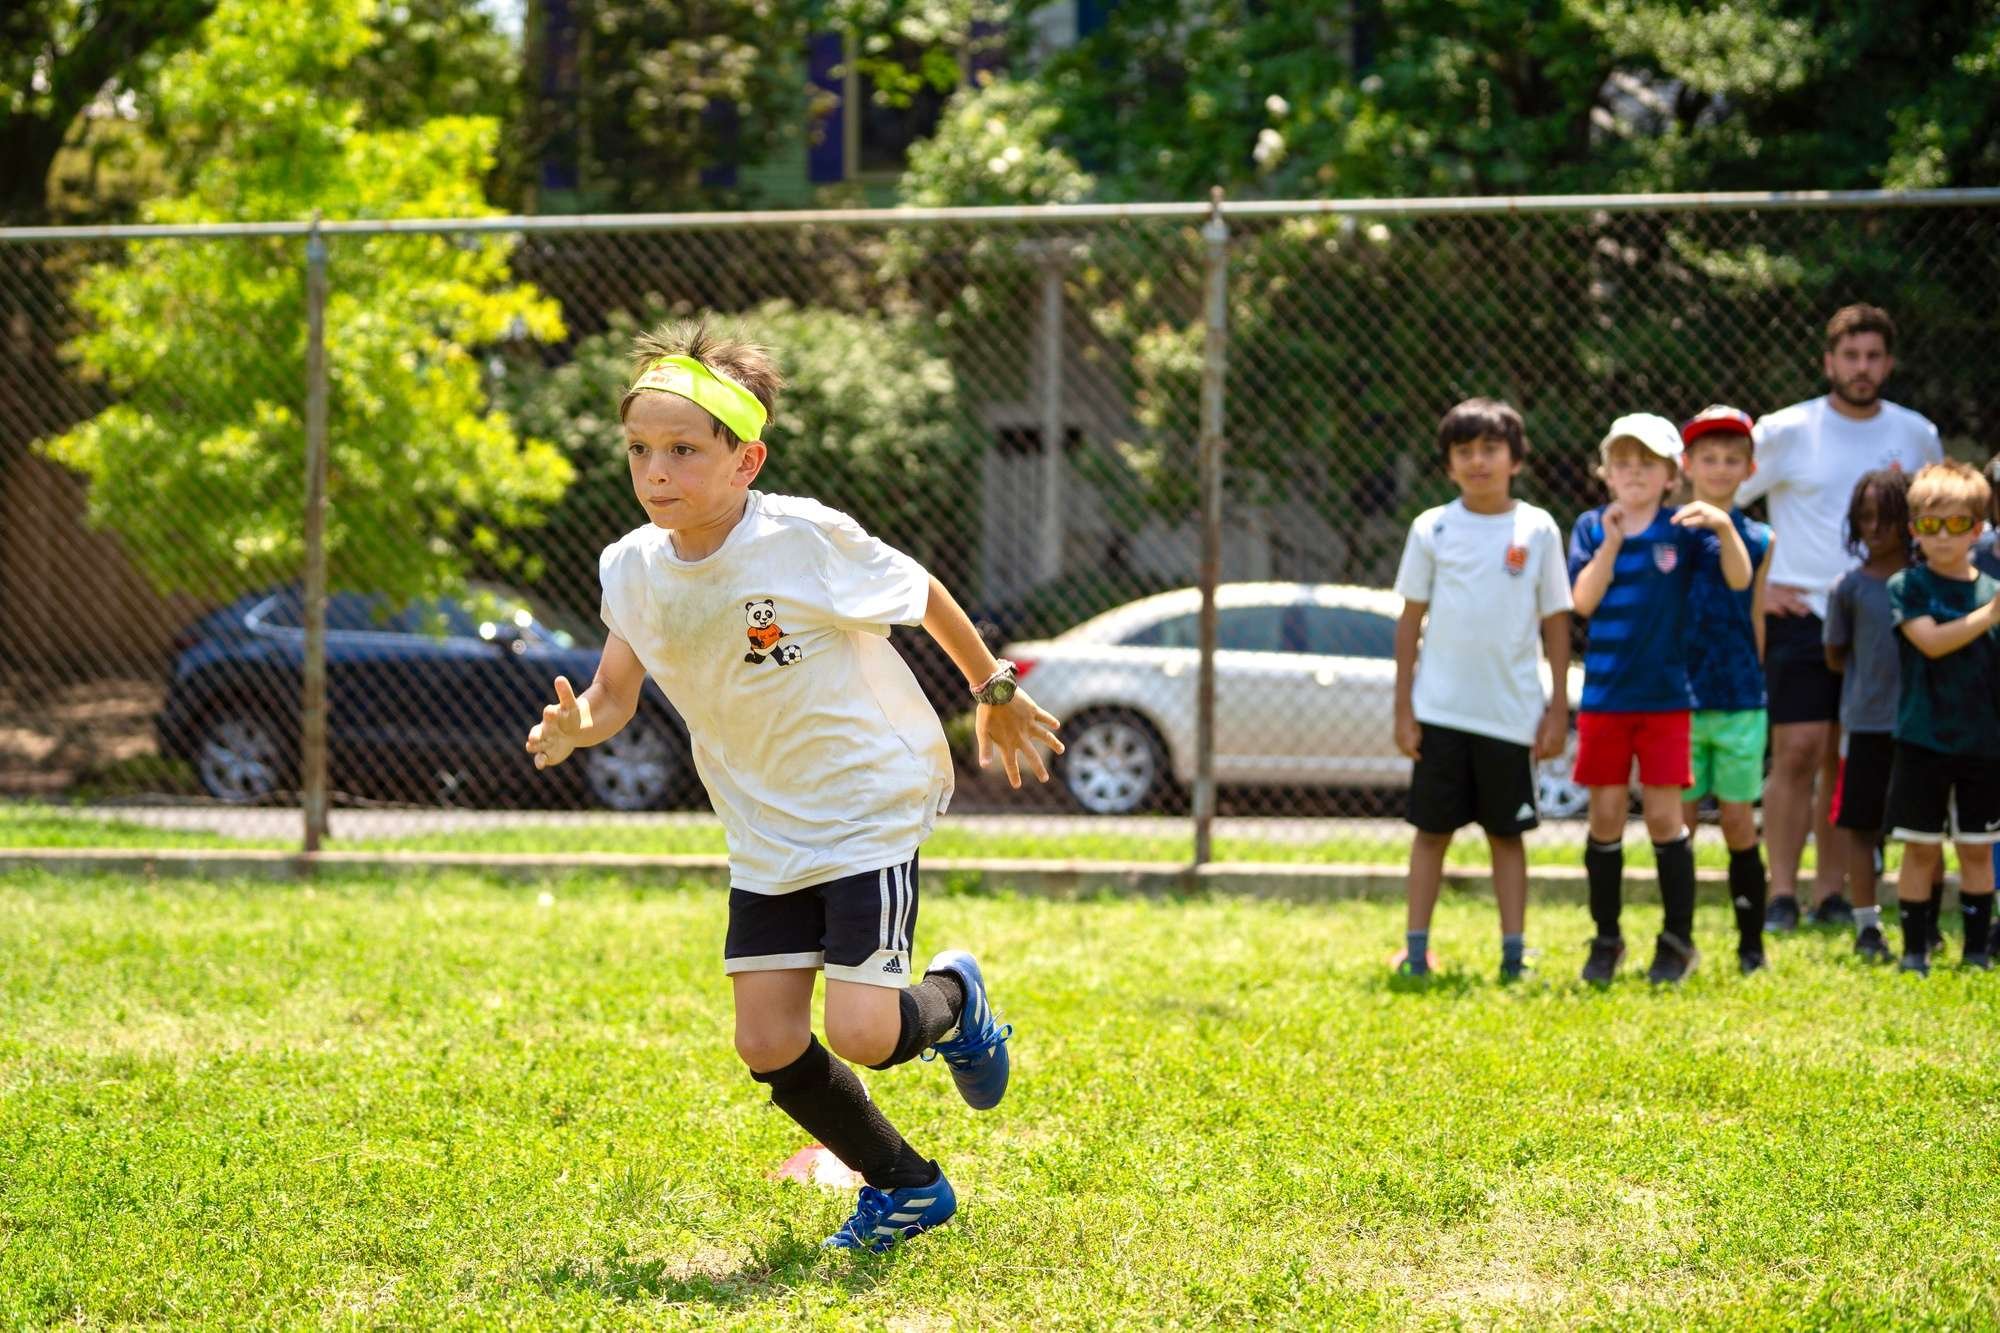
[1265,94,1290,118]
[1003,144,1024,164]
[1360,74,1384,95]
[1253,127,1286,168]
[1366,223,1391,244]
[987,156,1010,175]
[537,890,555,908]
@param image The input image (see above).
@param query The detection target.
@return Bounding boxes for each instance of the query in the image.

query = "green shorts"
[1685,708,1767,804]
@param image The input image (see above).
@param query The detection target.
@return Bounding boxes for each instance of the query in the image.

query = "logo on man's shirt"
[1504,544,1528,576]
[1653,544,1678,574]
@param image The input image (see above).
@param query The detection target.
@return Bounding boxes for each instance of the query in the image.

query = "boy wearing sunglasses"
[1884,460,2000,973]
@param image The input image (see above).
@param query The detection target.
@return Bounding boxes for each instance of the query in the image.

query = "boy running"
[1677,406,1775,973]
[1392,398,1572,982]
[1884,460,2000,974]
[1823,468,1914,962]
[526,319,1063,1249]
[1568,414,1752,984]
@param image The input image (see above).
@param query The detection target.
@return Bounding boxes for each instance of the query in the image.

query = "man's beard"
[1832,375,1879,408]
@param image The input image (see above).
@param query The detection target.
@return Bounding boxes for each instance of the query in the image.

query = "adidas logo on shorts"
[883,957,904,975]
[1515,803,1535,821]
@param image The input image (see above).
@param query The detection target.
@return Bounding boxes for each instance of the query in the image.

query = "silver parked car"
[1004,582,1586,818]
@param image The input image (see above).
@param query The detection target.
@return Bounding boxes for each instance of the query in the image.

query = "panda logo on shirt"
[743,599,791,665]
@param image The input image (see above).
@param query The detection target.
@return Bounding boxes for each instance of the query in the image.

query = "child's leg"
[1845,828,1880,909]
[1895,840,1943,962]
[1586,785,1629,939]
[1404,832,1451,973]
[1717,800,1766,950]
[1490,834,1526,937]
[1641,784,1696,945]
[1951,838,1995,962]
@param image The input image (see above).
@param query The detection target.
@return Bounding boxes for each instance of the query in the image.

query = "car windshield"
[463,586,603,650]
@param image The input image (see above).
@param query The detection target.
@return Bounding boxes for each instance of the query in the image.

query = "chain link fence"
[2,192,1997,863]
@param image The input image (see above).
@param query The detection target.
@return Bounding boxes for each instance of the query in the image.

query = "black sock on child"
[1963,893,1994,958]
[1585,839,1624,939]
[1898,897,1930,958]
[753,1036,938,1189]
[868,971,966,1070]
[1727,846,1767,947]
[1655,832,1696,943]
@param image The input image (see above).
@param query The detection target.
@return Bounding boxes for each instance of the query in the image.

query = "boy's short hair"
[622,316,785,446]
[1436,397,1526,465]
[1907,459,1990,518]
[1825,304,1897,354]
[1844,467,1913,556]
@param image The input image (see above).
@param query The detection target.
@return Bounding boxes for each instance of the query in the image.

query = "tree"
[38,0,570,605]
[0,0,217,225]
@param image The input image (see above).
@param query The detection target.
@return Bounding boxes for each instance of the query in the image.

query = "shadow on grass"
[533,1230,901,1308]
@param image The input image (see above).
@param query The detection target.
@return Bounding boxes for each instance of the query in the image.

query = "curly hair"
[1844,467,1913,557]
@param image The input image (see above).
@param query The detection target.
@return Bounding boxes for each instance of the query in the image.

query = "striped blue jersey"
[1567,506,1722,713]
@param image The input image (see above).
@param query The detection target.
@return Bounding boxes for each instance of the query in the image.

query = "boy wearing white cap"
[1568,414,1753,984]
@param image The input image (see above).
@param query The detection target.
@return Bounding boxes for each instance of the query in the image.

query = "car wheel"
[194,708,291,803]
[1059,711,1169,815]
[1534,723,1587,820]
[581,713,683,811]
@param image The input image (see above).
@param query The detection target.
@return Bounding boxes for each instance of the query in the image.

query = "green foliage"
[38,0,569,604]
[494,297,976,609]
[899,76,1093,208]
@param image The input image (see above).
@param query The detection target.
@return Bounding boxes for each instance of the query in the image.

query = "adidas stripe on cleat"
[922,950,1012,1111]
[823,1176,958,1252]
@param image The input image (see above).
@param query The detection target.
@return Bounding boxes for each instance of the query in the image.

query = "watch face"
[986,678,1017,706]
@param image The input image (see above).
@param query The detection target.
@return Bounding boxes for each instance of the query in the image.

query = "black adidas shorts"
[724,853,919,989]
[1406,722,1540,837]
[1884,742,2000,846]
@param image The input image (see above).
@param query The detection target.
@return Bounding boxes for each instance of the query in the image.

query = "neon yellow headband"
[622,355,768,443]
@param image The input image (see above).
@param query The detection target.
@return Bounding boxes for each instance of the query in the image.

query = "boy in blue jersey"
[1677,407,1776,973]
[1569,414,1753,984]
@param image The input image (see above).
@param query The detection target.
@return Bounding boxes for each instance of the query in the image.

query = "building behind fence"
[1,191,1996,856]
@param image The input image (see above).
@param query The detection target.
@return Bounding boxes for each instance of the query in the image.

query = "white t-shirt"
[599,491,952,894]
[1392,499,1573,746]
[1736,396,1941,619]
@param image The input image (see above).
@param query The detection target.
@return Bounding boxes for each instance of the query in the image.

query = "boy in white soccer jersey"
[1393,398,1573,982]
[525,319,1063,1252]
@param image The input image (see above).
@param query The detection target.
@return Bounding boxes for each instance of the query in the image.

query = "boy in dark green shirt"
[1885,460,2000,973]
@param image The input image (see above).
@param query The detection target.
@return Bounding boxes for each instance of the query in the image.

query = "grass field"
[4,868,1996,1327]
[0,802,1863,870]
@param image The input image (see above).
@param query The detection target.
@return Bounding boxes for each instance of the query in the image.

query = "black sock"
[868,971,967,1070]
[1655,832,1696,943]
[751,1036,937,1190]
[1586,839,1624,939]
[1963,893,1994,958]
[1898,897,1929,957]
[1727,846,1767,948]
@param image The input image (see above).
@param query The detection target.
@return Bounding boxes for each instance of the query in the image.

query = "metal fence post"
[1036,247,1066,582]
[301,215,330,852]
[1194,189,1228,866]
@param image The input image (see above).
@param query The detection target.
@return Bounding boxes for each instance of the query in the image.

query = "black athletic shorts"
[1765,612,1842,725]
[724,853,919,989]
[1884,742,2000,845]
[1406,722,1539,837]
[1833,731,1895,832]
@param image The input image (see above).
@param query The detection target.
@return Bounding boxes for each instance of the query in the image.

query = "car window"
[1298,604,1397,658]
[1118,606,1288,652]
[252,592,395,633]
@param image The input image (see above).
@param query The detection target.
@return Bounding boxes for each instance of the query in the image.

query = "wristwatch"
[971,659,1019,707]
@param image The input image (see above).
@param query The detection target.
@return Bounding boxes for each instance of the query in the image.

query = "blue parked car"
[156,584,693,810]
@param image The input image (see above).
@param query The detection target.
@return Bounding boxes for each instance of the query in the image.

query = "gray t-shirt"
[1823,567,1900,734]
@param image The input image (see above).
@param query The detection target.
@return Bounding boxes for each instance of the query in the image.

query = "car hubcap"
[198,716,282,802]
[1066,718,1156,814]
[585,722,673,810]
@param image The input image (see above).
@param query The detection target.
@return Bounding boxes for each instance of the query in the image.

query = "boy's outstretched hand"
[977,691,1064,788]
[1534,704,1569,762]
[526,675,590,770]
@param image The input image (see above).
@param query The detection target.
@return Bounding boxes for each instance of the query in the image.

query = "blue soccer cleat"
[823,1175,958,1252]
[922,950,1012,1111]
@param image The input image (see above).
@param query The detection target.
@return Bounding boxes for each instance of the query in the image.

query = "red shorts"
[1574,710,1693,789]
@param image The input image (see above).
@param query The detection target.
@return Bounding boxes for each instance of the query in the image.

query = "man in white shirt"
[1736,305,1943,931]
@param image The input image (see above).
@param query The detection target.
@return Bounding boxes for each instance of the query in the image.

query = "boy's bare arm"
[1536,611,1571,761]
[525,633,646,769]
[1393,601,1425,760]
[1674,500,1752,590]
[1825,642,1848,673]
[1899,596,2000,660]
[1570,518,1623,618]
[921,574,1063,787]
